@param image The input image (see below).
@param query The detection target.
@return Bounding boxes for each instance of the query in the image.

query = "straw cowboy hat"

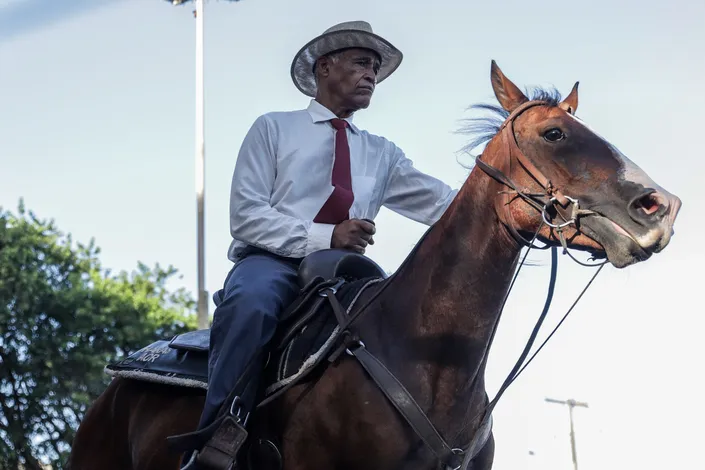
[290,20,404,97]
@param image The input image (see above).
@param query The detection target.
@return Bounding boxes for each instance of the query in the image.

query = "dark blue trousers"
[196,248,302,431]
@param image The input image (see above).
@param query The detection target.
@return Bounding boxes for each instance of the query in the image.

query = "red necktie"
[313,118,354,224]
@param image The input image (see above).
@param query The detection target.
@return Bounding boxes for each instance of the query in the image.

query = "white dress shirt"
[227,99,459,261]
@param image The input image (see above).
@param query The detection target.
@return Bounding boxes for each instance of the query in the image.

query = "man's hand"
[331,219,376,254]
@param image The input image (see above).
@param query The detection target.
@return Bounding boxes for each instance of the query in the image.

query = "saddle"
[296,248,387,287]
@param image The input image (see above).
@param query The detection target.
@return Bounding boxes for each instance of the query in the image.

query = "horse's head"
[475,61,681,268]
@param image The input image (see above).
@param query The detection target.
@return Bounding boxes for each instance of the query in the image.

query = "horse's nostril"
[632,191,667,217]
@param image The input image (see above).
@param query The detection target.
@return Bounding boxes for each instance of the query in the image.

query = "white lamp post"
[164,0,240,329]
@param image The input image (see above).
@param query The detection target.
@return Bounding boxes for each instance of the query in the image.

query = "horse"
[67,61,681,470]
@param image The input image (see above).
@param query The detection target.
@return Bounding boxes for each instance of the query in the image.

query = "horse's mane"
[458,86,563,155]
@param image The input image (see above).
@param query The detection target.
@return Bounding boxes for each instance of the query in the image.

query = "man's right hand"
[331,219,376,254]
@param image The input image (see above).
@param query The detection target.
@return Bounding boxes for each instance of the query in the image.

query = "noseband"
[473,100,598,254]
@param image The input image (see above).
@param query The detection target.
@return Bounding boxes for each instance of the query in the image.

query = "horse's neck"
[369,166,521,424]
[389,168,519,342]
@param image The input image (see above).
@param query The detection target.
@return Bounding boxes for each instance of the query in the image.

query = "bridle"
[450,100,610,469]
[473,100,604,260]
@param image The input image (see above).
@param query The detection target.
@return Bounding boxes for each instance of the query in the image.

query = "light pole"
[164,0,240,329]
[545,397,589,470]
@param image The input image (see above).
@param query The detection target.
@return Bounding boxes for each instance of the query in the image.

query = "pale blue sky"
[1,0,703,468]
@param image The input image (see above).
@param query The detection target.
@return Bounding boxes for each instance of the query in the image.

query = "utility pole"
[545,397,589,470]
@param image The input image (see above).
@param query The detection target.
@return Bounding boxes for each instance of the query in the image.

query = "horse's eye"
[543,128,565,142]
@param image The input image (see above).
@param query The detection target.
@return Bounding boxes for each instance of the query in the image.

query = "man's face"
[319,48,381,111]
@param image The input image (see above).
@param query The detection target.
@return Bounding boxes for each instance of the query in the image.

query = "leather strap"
[318,286,488,468]
[256,278,377,409]
[474,156,550,249]
[347,343,464,469]
[167,351,264,466]
[321,288,348,326]
[500,101,571,207]
[278,276,335,326]
[194,416,248,470]
[457,414,493,470]
[473,100,577,249]
[276,296,327,349]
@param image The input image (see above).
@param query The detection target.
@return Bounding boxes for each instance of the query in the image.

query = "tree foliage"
[0,201,198,469]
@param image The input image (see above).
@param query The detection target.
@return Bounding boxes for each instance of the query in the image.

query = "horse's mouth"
[577,216,656,268]
[569,191,681,269]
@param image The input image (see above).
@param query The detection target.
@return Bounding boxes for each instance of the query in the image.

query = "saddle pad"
[105,338,209,389]
[169,329,209,352]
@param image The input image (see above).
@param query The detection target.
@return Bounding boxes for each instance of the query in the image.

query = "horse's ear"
[559,82,579,114]
[490,60,529,113]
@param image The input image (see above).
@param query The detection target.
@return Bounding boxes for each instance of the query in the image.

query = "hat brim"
[290,29,403,98]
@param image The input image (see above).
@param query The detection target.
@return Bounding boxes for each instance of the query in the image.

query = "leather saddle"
[296,248,387,288]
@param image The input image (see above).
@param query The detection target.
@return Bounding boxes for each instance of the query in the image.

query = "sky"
[1,0,703,468]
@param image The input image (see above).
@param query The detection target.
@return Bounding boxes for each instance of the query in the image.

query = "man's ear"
[316,56,332,80]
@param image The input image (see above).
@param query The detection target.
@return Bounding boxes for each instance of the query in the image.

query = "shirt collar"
[306,99,360,134]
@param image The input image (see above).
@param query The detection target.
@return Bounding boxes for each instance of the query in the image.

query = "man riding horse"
[191,20,460,467]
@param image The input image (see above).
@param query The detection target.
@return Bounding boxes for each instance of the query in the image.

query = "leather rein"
[443,100,610,468]
[337,100,608,470]
[473,100,604,257]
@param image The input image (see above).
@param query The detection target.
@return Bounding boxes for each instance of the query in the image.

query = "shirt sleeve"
[380,140,459,225]
[229,114,335,258]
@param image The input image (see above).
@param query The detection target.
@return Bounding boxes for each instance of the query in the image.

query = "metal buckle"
[345,340,365,356]
[229,396,250,425]
[319,278,346,297]
[229,396,243,418]
[180,450,199,470]
[449,448,465,470]
[542,195,579,229]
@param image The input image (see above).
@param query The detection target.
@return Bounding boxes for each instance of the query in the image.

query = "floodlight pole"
[169,0,208,328]
[167,0,241,328]
[545,397,589,470]
[194,0,208,329]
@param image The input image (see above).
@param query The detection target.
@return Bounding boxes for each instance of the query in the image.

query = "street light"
[163,0,241,329]
[545,397,589,470]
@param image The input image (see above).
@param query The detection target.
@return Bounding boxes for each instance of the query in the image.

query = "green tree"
[0,201,198,469]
